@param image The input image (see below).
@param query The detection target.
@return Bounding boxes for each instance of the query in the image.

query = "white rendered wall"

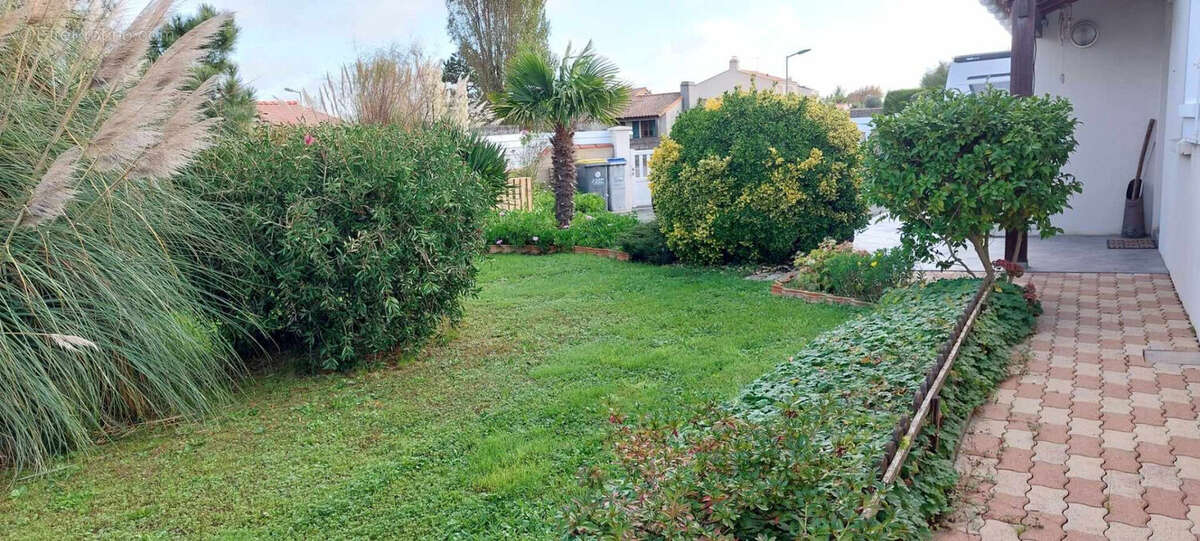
[1034,0,1170,235]
[1158,0,1200,331]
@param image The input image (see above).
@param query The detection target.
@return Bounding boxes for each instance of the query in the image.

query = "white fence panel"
[484,130,614,170]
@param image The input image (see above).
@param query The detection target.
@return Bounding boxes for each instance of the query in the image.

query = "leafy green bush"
[485,210,558,250]
[486,189,635,250]
[568,279,1037,538]
[882,88,923,115]
[651,90,868,265]
[790,239,914,302]
[180,123,501,370]
[558,212,638,249]
[866,89,1080,277]
[574,193,607,215]
[533,189,606,216]
[618,220,676,265]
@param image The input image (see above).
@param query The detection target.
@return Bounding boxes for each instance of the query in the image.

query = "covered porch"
[855,218,1168,274]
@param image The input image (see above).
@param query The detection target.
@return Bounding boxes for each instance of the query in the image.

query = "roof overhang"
[977,0,1080,30]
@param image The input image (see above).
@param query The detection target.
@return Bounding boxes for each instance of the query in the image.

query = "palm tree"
[492,42,630,227]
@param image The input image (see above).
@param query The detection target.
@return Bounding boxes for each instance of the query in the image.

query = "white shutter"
[1181,0,1200,143]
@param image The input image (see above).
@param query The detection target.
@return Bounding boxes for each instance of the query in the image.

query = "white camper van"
[945,51,1011,94]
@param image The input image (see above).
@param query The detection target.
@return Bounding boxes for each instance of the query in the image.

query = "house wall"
[1158,0,1200,330]
[683,58,816,110]
[1033,0,1170,235]
[658,100,682,138]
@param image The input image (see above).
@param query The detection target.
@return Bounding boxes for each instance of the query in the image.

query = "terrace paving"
[936,273,1200,540]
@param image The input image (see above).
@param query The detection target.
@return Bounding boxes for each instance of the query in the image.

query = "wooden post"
[1006,0,1037,264]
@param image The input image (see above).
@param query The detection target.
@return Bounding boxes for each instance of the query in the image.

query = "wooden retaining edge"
[572,246,631,261]
[861,276,995,520]
[487,244,630,261]
[770,271,875,307]
[487,245,556,255]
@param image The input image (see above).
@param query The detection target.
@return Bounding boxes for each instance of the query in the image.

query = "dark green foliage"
[866,89,1081,275]
[618,220,676,265]
[650,90,868,265]
[882,88,923,115]
[791,239,914,302]
[178,123,501,370]
[568,279,1038,538]
[457,132,509,194]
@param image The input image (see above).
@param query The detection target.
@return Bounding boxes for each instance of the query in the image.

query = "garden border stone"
[769,270,874,307]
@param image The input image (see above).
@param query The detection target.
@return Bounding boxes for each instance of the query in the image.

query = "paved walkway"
[937,273,1200,540]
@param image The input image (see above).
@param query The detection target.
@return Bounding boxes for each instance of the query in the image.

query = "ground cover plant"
[650,89,868,265]
[0,1,242,470]
[567,278,1038,538]
[0,255,857,538]
[788,239,914,302]
[865,88,1080,276]
[177,123,504,371]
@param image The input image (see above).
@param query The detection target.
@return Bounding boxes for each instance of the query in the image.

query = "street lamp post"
[784,48,811,95]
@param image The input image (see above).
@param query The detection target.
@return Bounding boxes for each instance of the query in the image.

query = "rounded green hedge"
[179,123,502,370]
[650,90,868,264]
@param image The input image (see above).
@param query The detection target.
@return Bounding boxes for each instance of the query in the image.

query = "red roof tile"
[255,100,339,126]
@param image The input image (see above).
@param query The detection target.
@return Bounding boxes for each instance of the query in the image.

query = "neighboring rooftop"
[255,100,339,126]
[849,107,883,118]
[618,91,682,119]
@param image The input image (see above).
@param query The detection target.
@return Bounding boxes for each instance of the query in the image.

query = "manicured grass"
[0,255,858,539]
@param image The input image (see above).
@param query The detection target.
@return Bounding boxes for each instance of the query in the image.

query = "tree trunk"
[969,235,995,280]
[550,124,576,227]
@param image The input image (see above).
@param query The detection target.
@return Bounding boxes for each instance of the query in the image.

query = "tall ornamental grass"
[0,0,240,470]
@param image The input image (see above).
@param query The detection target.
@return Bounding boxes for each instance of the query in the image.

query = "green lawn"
[1,254,858,539]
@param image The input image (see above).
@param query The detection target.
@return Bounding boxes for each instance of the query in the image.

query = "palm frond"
[491,41,630,129]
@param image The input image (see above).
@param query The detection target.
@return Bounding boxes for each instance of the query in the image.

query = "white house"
[974,0,1200,330]
[680,57,817,112]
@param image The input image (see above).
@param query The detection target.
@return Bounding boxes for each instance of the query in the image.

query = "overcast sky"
[135,0,1012,100]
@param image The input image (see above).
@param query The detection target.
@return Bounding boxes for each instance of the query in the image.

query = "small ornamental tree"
[864,89,1081,278]
[651,90,868,264]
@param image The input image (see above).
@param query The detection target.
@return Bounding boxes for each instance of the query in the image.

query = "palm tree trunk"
[550,124,576,228]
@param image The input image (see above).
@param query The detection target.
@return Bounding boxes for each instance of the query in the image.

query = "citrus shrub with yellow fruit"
[649,90,868,264]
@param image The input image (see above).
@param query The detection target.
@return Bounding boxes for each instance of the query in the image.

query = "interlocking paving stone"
[1063,503,1108,536]
[938,274,1200,538]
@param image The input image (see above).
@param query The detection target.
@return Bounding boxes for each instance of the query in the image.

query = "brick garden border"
[770,271,875,307]
[486,244,631,261]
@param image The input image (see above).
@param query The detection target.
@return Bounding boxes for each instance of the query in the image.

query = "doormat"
[1107,238,1157,249]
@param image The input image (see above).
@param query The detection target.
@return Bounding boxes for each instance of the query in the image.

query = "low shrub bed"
[567,278,1037,539]
[484,191,637,251]
[786,239,914,303]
